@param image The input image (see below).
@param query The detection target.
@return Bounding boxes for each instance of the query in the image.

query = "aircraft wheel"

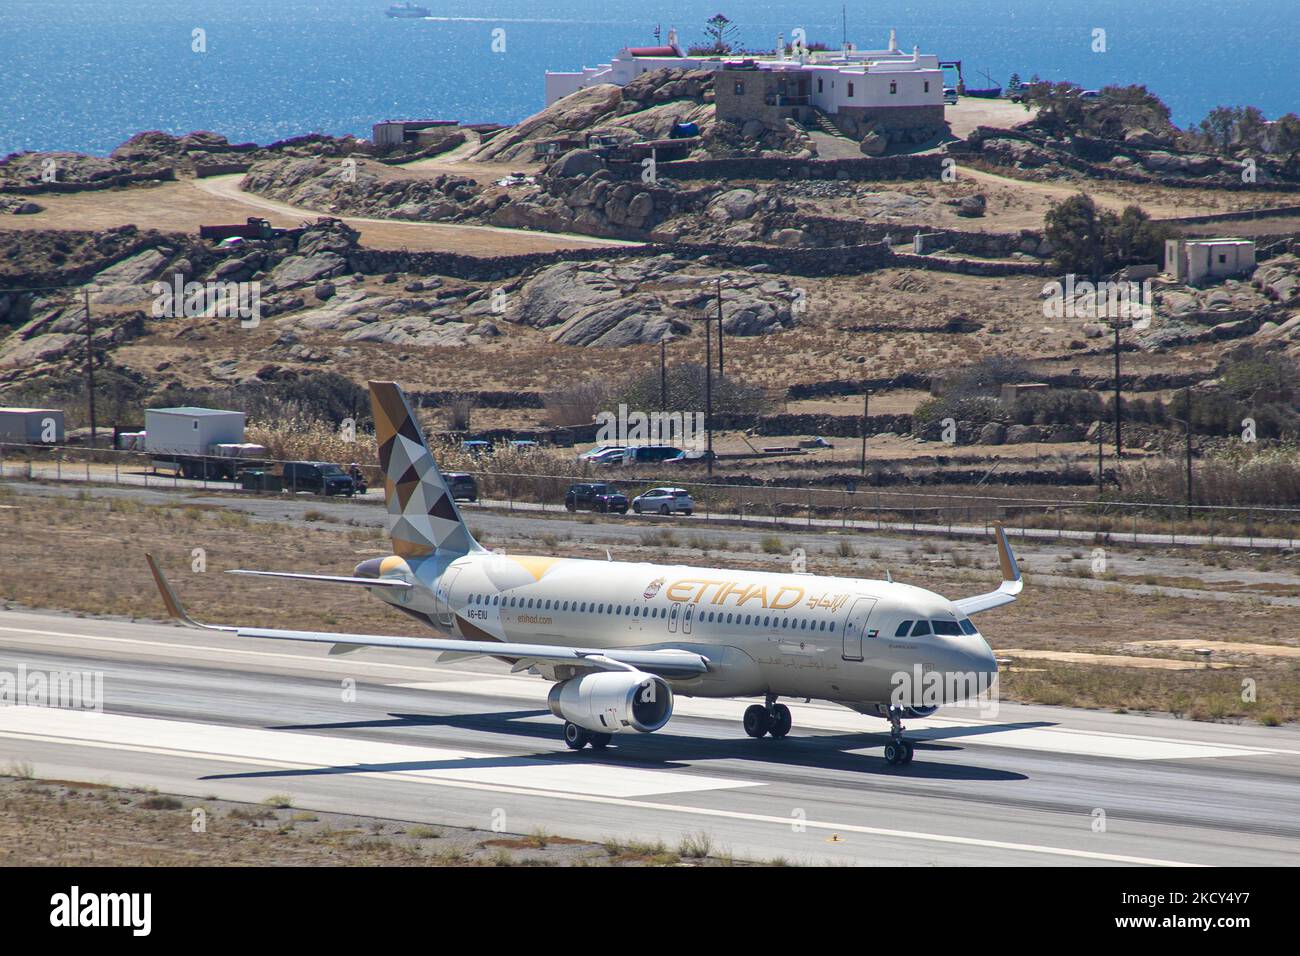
[563,722,589,750]
[901,742,915,765]
[589,733,612,750]
[743,704,771,738]
[768,704,792,738]
[884,741,904,765]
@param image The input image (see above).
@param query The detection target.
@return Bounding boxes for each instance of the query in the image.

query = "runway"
[2,608,1298,866]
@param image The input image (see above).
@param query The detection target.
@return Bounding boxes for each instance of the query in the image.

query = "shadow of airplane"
[201,708,1034,783]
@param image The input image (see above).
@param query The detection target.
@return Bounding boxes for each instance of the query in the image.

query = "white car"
[632,486,695,515]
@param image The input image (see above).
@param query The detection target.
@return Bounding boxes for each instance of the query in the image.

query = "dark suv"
[282,461,356,497]
[564,482,628,514]
[444,472,478,502]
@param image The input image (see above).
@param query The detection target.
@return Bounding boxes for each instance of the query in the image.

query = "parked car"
[1080,89,1101,100]
[943,87,958,104]
[282,461,356,497]
[587,447,631,467]
[665,449,715,465]
[444,472,478,502]
[461,439,492,457]
[508,439,539,452]
[578,444,624,461]
[624,445,683,464]
[564,483,628,514]
[632,486,695,516]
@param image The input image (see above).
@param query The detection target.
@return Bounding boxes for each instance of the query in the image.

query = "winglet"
[145,554,231,631]
[993,523,1023,593]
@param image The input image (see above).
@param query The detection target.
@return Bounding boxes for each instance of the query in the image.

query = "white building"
[544,29,945,137]
[1165,238,1256,284]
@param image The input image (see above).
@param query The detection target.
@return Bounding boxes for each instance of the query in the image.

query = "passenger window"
[895,620,913,637]
[910,620,932,637]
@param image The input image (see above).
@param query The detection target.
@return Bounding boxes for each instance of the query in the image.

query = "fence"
[2,441,1297,550]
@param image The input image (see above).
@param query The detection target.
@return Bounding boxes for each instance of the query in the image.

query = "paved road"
[4,461,1296,551]
[2,609,1297,866]
[5,481,1300,609]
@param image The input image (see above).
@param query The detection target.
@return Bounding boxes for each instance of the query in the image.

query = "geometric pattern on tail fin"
[369,380,477,558]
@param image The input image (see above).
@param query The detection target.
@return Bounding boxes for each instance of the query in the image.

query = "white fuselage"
[373,549,998,710]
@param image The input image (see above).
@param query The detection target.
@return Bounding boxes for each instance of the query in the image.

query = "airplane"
[146,381,1020,766]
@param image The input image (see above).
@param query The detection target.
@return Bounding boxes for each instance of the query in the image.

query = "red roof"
[627,45,681,57]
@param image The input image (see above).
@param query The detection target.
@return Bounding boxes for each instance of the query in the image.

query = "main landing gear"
[883,707,915,767]
[563,721,612,750]
[743,695,792,739]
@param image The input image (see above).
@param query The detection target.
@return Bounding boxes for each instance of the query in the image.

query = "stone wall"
[611,153,946,183]
[0,167,176,195]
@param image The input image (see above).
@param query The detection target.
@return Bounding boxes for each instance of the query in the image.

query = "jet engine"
[547,671,673,734]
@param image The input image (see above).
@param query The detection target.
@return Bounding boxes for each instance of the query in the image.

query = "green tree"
[701,13,739,54]
[1045,193,1108,277]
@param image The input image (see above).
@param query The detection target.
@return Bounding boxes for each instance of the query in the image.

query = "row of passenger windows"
[895,618,979,638]
[465,591,837,632]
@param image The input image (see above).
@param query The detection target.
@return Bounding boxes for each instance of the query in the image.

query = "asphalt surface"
[6,481,1299,608]
[2,609,1298,866]
[4,459,1295,550]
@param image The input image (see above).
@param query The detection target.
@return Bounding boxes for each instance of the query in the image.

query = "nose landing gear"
[743,695,792,739]
[884,707,915,766]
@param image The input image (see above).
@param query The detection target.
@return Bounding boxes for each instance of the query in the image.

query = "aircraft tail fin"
[369,380,482,559]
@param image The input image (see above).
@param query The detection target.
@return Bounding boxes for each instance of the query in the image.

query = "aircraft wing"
[146,554,708,678]
[951,524,1023,616]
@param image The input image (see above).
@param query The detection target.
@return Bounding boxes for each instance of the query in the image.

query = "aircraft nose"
[936,637,998,702]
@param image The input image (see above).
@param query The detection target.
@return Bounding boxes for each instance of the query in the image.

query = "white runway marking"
[5,623,1291,761]
[400,678,1289,761]
[0,707,754,799]
[0,706,1199,866]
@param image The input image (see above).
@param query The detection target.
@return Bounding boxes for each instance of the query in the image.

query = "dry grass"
[0,777,748,866]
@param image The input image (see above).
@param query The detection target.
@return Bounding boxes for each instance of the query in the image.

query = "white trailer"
[144,406,266,480]
[0,407,64,444]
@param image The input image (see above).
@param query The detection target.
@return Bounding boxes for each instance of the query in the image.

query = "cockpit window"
[931,620,962,637]
[959,618,979,636]
[909,620,931,637]
[894,620,913,637]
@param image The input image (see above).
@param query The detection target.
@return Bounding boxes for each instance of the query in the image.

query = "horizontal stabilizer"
[227,570,412,589]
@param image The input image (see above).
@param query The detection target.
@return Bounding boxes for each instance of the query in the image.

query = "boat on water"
[386,3,430,17]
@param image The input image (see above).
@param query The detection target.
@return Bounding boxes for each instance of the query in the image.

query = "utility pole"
[859,388,871,476]
[1113,319,1123,461]
[659,339,667,410]
[704,316,714,479]
[1184,387,1194,519]
[1097,424,1104,496]
[714,277,725,381]
[83,289,97,446]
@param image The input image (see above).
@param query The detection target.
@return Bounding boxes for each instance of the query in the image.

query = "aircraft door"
[434,566,462,629]
[682,602,694,635]
[841,597,878,661]
[667,602,680,633]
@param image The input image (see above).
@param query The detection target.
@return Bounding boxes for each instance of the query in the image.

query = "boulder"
[270,252,347,287]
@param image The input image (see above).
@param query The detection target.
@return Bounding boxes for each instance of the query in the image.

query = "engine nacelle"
[547,671,673,734]
[903,705,939,719]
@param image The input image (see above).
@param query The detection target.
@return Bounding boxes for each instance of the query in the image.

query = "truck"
[144,406,268,480]
[198,217,284,242]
